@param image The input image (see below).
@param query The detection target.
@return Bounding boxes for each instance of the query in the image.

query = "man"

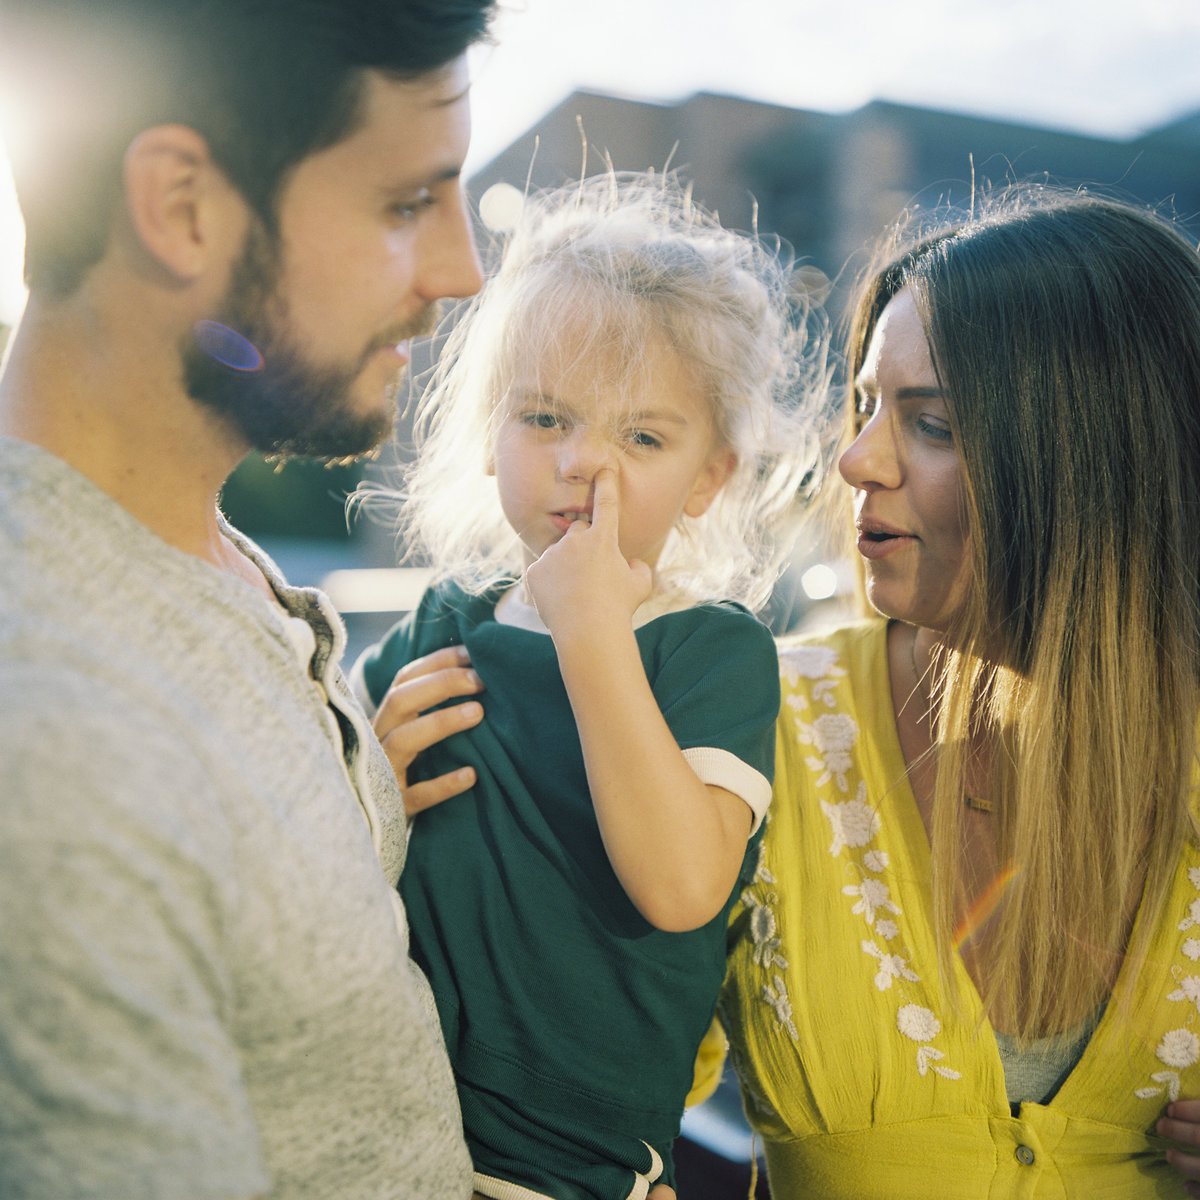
[0,2,495,1196]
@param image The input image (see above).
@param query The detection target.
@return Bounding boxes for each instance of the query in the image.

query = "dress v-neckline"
[868,620,1142,1114]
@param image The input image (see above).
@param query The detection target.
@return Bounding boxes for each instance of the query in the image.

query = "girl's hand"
[1159,1101,1200,1195]
[371,645,484,816]
[526,467,652,641]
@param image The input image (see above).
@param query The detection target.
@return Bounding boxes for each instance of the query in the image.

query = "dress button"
[1015,1144,1035,1166]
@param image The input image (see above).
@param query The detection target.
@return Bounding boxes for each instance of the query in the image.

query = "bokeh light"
[479,181,525,233]
[800,563,839,602]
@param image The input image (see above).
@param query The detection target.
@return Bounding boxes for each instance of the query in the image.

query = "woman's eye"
[916,415,953,443]
[853,393,877,430]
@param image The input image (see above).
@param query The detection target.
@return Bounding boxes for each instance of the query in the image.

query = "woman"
[716,189,1200,1197]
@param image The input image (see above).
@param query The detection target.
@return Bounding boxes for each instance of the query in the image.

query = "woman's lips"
[856,531,917,559]
[855,521,916,560]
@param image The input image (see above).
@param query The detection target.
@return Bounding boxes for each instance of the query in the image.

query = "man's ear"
[121,124,235,282]
[683,447,736,518]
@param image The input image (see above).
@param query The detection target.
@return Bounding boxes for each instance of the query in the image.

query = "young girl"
[354,172,829,1200]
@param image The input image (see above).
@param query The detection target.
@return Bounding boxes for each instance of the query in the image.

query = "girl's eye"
[627,429,663,450]
[521,410,561,430]
[916,415,953,443]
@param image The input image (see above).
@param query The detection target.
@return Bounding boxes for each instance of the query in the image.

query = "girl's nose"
[556,426,614,483]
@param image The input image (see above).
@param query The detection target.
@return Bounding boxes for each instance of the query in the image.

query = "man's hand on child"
[372,645,484,816]
[526,467,652,641]
[1159,1100,1200,1195]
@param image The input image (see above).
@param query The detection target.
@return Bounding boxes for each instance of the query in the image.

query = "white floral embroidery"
[844,877,902,925]
[1137,1071,1184,1103]
[1158,1028,1200,1069]
[1135,858,1200,1102]
[780,645,844,708]
[865,940,920,991]
[812,712,857,754]
[1169,976,1200,1014]
[897,1004,941,1041]
[745,892,788,970]
[781,644,842,682]
[1179,898,1200,933]
[750,839,776,886]
[763,973,798,1040]
[897,1005,963,1079]
[806,713,859,789]
[915,1046,962,1079]
[820,786,879,855]
[750,637,961,1086]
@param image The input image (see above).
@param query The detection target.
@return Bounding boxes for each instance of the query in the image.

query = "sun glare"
[0,157,26,328]
[0,122,27,328]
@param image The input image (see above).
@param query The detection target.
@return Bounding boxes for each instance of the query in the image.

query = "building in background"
[470,88,1200,321]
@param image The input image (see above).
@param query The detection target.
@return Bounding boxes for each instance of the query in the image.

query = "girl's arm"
[526,469,754,933]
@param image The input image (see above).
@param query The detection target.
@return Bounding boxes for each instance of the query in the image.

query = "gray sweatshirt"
[0,437,472,1200]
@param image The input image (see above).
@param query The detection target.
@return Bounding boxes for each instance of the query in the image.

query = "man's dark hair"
[0,0,496,296]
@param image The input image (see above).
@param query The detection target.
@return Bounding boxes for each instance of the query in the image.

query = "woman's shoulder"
[777,618,887,687]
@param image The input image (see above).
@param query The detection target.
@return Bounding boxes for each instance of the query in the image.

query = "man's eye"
[391,192,435,222]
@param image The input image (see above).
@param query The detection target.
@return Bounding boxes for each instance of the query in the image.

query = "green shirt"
[359,581,778,1198]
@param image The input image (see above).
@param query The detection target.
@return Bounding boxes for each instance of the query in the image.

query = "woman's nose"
[838,412,901,491]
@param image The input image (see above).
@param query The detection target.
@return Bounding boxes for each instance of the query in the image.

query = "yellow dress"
[718,620,1200,1199]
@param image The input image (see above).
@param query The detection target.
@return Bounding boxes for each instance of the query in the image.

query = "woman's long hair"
[847,187,1200,1039]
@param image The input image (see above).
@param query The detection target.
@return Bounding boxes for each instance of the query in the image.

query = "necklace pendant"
[964,794,994,814]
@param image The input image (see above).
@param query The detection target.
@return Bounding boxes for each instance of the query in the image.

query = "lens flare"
[952,860,1021,950]
[193,320,264,373]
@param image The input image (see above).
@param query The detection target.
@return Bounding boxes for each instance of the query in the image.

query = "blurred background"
[2,1,1199,1192]
[1,0,1197,656]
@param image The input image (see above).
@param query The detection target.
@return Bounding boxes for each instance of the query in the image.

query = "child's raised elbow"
[636,881,729,933]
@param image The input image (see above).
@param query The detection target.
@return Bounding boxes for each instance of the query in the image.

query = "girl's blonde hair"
[384,171,832,611]
[846,185,1200,1040]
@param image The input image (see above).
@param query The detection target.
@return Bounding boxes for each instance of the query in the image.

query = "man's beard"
[183,222,436,461]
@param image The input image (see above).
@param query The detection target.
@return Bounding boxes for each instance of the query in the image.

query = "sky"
[463,0,1200,173]
[1,0,1198,325]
